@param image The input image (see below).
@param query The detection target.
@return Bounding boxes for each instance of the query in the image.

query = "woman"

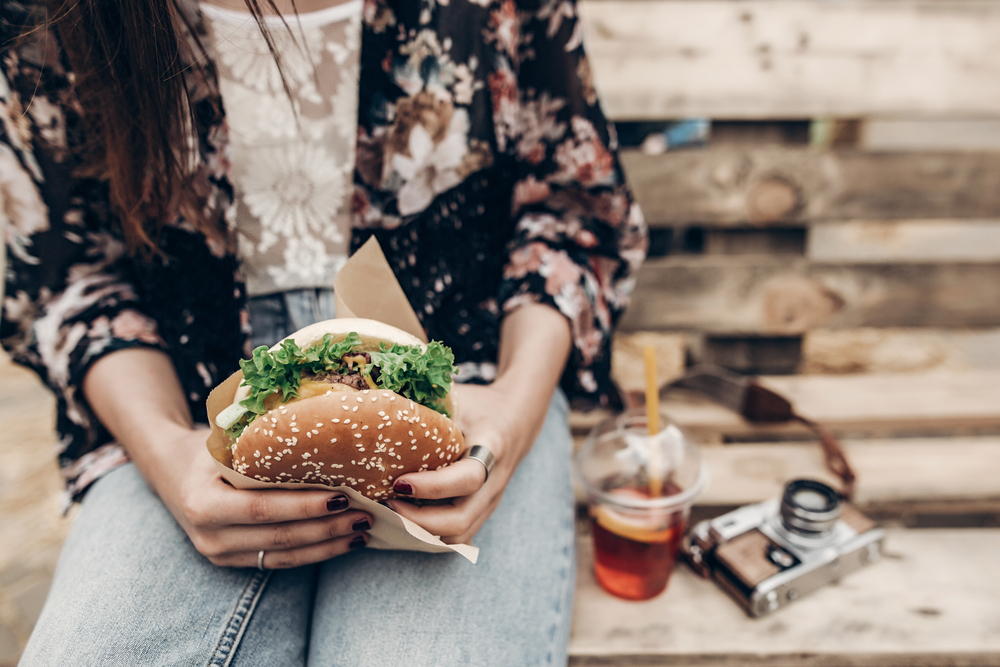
[1,0,646,663]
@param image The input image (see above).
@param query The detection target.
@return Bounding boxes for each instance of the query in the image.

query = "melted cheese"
[262,380,358,411]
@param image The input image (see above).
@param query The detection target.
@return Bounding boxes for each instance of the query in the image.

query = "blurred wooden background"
[576,0,1000,664]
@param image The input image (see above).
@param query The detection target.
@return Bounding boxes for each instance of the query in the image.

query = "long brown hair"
[42,0,296,255]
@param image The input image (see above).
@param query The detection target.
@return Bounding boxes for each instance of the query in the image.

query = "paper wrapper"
[205,238,478,563]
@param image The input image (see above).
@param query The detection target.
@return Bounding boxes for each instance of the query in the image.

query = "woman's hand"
[84,348,373,570]
[159,427,374,569]
[385,303,571,544]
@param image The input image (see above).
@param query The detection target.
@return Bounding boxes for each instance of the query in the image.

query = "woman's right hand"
[155,427,373,569]
[83,348,372,570]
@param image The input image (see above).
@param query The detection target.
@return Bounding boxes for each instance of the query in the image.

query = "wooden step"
[572,372,1000,440]
[699,437,1000,516]
[569,529,1000,666]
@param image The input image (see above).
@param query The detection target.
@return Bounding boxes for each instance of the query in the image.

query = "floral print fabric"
[0,0,646,503]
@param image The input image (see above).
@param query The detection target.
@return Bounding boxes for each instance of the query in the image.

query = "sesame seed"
[354,434,362,439]
[352,406,359,412]
[356,397,364,403]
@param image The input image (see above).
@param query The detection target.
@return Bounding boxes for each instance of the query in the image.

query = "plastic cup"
[574,408,708,601]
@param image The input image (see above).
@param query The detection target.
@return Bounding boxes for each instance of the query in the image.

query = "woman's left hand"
[384,303,572,544]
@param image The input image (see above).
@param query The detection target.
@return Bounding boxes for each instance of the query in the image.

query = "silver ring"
[257,550,267,571]
[463,445,496,482]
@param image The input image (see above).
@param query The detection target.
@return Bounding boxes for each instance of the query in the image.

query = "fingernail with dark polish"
[349,535,367,550]
[327,495,349,512]
[352,518,371,532]
[393,480,413,496]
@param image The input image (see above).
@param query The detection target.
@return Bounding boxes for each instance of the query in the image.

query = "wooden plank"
[573,371,1000,440]
[612,328,1000,384]
[808,220,1000,262]
[570,529,1000,666]
[801,328,1000,374]
[861,119,1000,152]
[620,257,1000,333]
[620,148,1000,227]
[580,0,1000,119]
[699,438,1000,509]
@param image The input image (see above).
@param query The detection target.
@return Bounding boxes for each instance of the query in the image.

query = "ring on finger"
[462,445,496,482]
[257,549,267,571]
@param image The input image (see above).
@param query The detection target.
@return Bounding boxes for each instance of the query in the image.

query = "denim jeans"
[20,288,577,666]
[248,288,340,348]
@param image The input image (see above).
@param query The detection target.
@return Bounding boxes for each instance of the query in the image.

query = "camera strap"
[653,365,857,500]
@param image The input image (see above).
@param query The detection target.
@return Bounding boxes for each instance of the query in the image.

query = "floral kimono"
[0,0,647,503]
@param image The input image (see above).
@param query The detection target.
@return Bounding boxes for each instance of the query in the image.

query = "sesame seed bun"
[231,389,464,500]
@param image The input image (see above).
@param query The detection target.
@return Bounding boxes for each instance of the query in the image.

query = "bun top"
[278,318,426,354]
[235,318,456,416]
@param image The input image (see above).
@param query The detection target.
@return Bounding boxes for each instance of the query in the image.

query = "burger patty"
[301,353,379,391]
[303,369,368,391]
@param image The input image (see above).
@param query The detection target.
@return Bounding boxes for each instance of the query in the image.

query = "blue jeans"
[20,289,577,666]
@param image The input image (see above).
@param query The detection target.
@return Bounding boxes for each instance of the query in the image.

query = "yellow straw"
[643,346,663,496]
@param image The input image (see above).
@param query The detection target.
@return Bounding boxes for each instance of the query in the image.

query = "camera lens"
[779,479,841,536]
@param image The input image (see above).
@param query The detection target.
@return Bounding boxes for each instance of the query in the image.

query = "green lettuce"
[370,341,455,416]
[230,332,456,441]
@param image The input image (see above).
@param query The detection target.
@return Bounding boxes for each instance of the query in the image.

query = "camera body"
[683,479,886,617]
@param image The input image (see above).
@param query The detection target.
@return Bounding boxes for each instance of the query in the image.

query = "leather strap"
[644,365,857,500]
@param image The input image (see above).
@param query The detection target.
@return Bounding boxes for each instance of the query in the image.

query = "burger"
[213,318,466,500]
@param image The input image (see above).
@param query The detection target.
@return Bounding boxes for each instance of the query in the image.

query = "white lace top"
[201,1,362,296]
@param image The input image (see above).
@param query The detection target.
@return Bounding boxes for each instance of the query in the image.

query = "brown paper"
[333,236,427,342]
[204,239,477,563]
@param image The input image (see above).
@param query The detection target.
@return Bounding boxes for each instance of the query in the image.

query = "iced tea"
[590,487,686,600]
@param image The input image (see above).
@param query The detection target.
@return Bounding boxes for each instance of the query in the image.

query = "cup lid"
[574,409,709,511]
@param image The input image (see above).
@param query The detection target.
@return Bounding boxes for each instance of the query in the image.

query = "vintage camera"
[683,479,886,617]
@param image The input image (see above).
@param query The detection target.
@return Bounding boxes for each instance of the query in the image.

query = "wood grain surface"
[620,148,1000,227]
[580,0,1000,119]
[570,530,1000,665]
[620,257,1000,333]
